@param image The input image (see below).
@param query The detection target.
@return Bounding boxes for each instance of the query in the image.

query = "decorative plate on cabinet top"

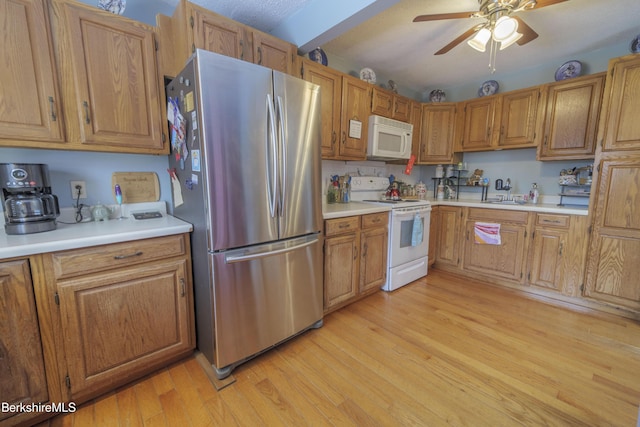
[555,60,582,81]
[360,68,376,84]
[97,0,126,14]
[630,34,640,54]
[429,89,446,102]
[308,48,328,66]
[478,80,499,97]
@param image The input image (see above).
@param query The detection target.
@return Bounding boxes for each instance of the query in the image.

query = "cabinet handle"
[114,251,143,260]
[558,242,564,256]
[342,131,346,145]
[363,242,368,257]
[48,96,57,121]
[331,131,337,147]
[83,101,91,124]
[544,135,548,146]
[239,40,244,60]
[180,278,186,297]
[338,223,351,229]
[353,246,358,260]
[257,47,262,65]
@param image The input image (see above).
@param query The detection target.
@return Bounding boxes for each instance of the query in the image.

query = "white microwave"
[367,115,413,161]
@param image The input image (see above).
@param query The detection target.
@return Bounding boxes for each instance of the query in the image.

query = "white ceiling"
[83,0,640,95]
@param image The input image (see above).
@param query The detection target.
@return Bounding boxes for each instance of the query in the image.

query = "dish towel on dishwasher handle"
[474,222,501,245]
[411,213,423,246]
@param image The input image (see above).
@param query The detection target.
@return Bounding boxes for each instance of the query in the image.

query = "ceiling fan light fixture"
[467,28,492,52]
[499,31,523,50]
[492,16,518,42]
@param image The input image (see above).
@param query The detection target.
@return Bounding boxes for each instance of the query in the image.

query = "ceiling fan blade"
[530,0,569,9]
[434,26,479,55]
[413,11,476,22]
[513,16,539,45]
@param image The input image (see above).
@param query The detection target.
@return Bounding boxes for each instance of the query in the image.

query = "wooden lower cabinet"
[434,206,463,268]
[462,213,529,283]
[42,234,195,403]
[525,213,590,297]
[324,212,388,313]
[0,258,49,427]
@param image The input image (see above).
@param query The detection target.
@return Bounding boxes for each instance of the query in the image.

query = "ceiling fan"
[413,0,569,55]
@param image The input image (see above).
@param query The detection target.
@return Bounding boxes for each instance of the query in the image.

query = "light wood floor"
[47,270,640,426]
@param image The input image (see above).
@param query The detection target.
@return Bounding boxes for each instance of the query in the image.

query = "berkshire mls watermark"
[1,401,77,414]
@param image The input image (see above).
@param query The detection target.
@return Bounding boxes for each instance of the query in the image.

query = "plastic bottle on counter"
[530,183,539,204]
[436,184,445,201]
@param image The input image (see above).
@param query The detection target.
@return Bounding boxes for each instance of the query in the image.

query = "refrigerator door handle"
[276,95,286,216]
[266,94,278,217]
[224,236,319,264]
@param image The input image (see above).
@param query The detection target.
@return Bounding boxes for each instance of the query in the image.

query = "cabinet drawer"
[535,214,570,229]
[361,212,388,229]
[51,234,187,279]
[325,216,360,237]
[468,208,529,224]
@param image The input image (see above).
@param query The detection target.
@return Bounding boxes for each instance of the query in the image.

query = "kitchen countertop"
[323,201,392,219]
[1,213,193,259]
[322,198,588,219]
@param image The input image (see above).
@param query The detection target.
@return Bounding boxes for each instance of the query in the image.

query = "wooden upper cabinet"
[462,88,539,151]
[252,30,295,75]
[418,103,457,164]
[600,54,640,152]
[461,96,496,151]
[371,88,393,117]
[0,0,64,146]
[339,75,371,159]
[371,87,411,122]
[191,4,248,61]
[537,73,605,160]
[169,1,295,75]
[496,87,540,148]
[50,0,165,153]
[301,59,342,159]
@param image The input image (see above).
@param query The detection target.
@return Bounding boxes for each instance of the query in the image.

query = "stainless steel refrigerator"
[166,50,323,379]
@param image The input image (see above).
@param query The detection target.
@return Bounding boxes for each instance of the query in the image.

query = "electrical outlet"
[70,180,87,199]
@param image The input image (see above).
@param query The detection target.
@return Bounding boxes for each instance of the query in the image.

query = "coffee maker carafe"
[1,163,60,235]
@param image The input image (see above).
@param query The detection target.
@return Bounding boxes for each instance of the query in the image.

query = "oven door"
[388,207,431,268]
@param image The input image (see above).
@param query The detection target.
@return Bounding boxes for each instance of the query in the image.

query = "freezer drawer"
[209,234,323,375]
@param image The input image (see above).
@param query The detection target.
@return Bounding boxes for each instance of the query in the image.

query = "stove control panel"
[350,176,389,191]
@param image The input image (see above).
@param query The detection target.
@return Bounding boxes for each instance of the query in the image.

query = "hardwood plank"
[45,270,640,426]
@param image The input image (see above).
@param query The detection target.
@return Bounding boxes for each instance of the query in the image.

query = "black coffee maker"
[0,163,60,235]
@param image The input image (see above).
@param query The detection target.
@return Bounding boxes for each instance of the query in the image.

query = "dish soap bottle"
[529,183,539,204]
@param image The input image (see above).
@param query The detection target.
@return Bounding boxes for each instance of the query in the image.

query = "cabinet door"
[50,0,165,152]
[528,228,565,291]
[371,87,393,117]
[462,221,527,283]
[0,0,64,145]
[339,75,371,159]
[435,206,462,267]
[600,55,640,152]
[0,259,48,423]
[584,158,640,311]
[252,30,294,75]
[191,5,247,61]
[360,226,388,293]
[462,97,496,151]
[497,87,539,148]
[538,74,604,160]
[393,96,411,122]
[301,59,341,158]
[57,260,193,401]
[428,206,440,266]
[324,233,359,311]
[418,103,457,164]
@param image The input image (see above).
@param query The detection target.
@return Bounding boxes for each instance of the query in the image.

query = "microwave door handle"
[266,94,277,217]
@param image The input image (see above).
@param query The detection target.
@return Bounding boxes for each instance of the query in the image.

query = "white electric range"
[350,177,431,291]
